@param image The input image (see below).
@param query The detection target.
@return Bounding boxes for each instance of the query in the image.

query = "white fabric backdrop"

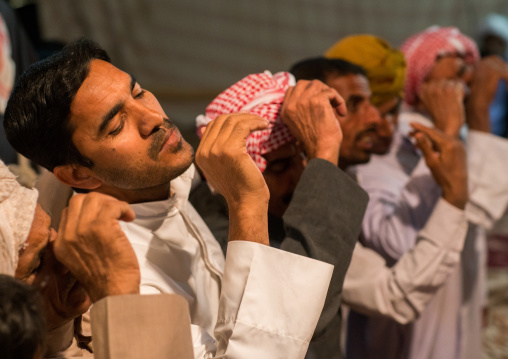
[37,0,507,136]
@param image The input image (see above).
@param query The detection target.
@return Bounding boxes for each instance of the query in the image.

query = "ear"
[53,164,102,190]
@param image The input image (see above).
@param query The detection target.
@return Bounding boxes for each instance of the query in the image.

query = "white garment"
[343,198,467,324]
[119,164,334,358]
[351,111,508,359]
[0,159,38,275]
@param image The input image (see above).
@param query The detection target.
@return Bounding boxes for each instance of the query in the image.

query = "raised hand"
[195,113,270,245]
[466,55,508,132]
[418,79,466,138]
[54,192,139,302]
[281,79,346,166]
[410,122,468,209]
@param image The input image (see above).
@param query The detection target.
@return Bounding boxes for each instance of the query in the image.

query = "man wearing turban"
[197,67,469,358]
[349,26,508,359]
[325,34,406,154]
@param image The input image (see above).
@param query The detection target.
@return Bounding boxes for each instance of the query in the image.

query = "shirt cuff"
[215,241,333,358]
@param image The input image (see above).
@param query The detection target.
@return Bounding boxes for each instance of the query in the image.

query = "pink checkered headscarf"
[401,26,480,106]
[196,71,296,172]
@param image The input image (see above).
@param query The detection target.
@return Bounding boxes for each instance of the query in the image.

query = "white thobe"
[343,198,467,325]
[119,164,334,358]
[350,110,508,359]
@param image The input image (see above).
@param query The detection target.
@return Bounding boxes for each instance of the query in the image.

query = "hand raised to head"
[281,80,345,165]
[196,113,270,245]
[466,55,508,132]
[410,122,468,209]
[53,192,140,302]
[418,79,466,138]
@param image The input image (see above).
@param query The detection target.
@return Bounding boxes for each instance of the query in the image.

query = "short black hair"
[4,38,111,171]
[289,57,366,82]
[0,275,46,359]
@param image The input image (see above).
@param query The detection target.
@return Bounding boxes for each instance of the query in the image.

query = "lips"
[356,132,376,150]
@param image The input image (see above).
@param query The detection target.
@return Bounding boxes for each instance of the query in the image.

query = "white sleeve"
[359,156,442,262]
[466,130,508,229]
[343,199,467,324]
[213,241,334,359]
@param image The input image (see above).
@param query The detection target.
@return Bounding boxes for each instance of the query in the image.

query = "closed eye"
[108,120,125,136]
[134,89,146,99]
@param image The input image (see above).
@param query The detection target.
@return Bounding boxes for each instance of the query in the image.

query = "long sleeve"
[278,158,368,357]
[343,198,467,324]
[356,136,442,263]
[466,130,508,229]
[90,294,195,359]
[213,241,333,359]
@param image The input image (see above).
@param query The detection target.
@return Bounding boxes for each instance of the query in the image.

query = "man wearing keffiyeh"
[196,71,369,358]
[195,63,474,358]
[351,26,508,359]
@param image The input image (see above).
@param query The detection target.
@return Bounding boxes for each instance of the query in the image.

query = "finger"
[410,122,447,146]
[322,87,347,117]
[98,199,136,223]
[57,207,69,236]
[197,115,231,157]
[225,114,270,145]
[412,131,438,165]
[61,194,86,238]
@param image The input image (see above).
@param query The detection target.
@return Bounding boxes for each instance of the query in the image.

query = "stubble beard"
[92,118,195,190]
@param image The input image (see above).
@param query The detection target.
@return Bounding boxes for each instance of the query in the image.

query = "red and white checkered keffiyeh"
[401,26,480,106]
[196,71,296,172]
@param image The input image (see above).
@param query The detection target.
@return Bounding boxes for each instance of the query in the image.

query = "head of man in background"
[290,57,382,170]
[325,35,406,154]
[198,66,376,219]
[4,39,194,204]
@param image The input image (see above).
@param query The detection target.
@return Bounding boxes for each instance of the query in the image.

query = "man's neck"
[94,182,172,204]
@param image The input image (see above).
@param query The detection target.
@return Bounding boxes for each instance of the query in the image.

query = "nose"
[365,104,383,127]
[131,100,165,138]
[461,64,474,85]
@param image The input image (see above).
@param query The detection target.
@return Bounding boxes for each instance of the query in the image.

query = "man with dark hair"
[196,63,468,358]
[289,57,380,169]
[4,39,108,172]
[348,27,508,359]
[4,39,337,358]
[0,274,45,359]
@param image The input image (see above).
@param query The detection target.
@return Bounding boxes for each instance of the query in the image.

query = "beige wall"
[37,0,507,135]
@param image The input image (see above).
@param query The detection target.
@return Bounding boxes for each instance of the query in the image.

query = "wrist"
[88,276,140,303]
[466,98,491,132]
[228,199,269,245]
[442,190,468,210]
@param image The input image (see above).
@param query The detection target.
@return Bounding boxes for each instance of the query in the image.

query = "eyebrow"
[97,74,137,137]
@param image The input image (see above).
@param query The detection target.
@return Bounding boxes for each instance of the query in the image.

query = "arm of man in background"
[277,80,369,356]
[465,56,508,227]
[196,113,334,359]
[358,80,466,262]
[343,124,468,323]
[54,193,195,359]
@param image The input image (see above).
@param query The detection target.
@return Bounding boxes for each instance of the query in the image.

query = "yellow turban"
[325,35,406,107]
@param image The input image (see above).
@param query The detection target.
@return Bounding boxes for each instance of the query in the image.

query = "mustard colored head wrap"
[325,34,406,107]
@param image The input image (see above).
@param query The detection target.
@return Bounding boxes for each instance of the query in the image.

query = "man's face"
[426,55,474,86]
[373,97,401,155]
[15,205,91,331]
[325,73,382,168]
[68,59,194,194]
[262,142,305,218]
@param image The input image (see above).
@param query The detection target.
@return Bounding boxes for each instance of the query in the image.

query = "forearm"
[215,241,333,359]
[228,199,269,246]
[466,130,508,228]
[280,159,368,334]
[359,158,442,262]
[343,199,467,323]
